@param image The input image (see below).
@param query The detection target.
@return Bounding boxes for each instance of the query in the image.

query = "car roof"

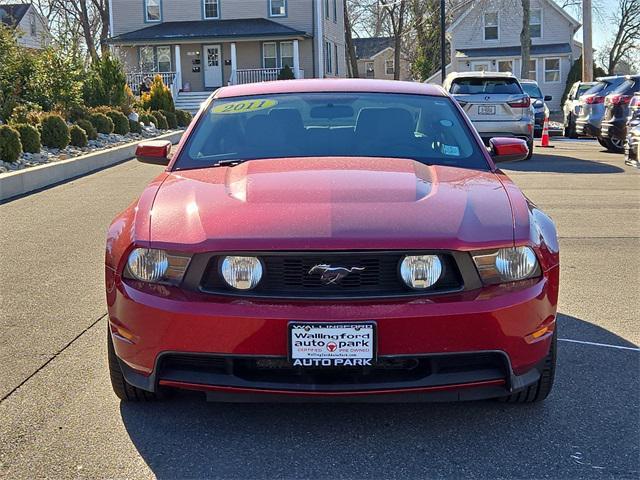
[520,79,539,85]
[446,71,517,80]
[215,79,447,99]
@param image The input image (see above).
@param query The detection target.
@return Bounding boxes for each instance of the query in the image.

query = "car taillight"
[507,96,530,108]
[608,94,631,105]
[584,95,604,105]
[630,96,640,107]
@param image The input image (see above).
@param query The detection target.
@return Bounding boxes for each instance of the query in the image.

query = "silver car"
[575,76,626,141]
[563,81,597,138]
[443,72,534,159]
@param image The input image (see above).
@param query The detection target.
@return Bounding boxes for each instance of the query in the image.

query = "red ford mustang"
[106,79,559,403]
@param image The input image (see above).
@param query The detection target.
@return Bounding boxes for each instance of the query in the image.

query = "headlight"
[221,256,263,290]
[125,248,191,285]
[400,255,442,289]
[472,247,540,284]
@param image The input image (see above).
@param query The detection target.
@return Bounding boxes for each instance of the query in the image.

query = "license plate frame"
[478,105,496,115]
[288,322,377,368]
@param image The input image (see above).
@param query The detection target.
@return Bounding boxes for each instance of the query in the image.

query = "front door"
[204,44,222,88]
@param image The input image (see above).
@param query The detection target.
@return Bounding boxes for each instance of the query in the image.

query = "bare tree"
[602,0,640,74]
[344,3,360,77]
[379,0,408,80]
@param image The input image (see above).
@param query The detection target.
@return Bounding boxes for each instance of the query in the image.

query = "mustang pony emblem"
[308,264,366,285]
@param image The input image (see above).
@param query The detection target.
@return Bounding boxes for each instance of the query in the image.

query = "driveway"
[0,139,638,479]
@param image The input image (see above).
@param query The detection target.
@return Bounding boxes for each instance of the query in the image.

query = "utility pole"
[582,0,593,81]
[440,0,446,83]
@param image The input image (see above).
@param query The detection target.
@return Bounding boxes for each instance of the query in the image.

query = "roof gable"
[0,3,31,28]
[447,0,580,34]
[353,37,394,60]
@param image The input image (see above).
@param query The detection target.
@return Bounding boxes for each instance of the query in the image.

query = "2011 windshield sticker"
[213,99,278,114]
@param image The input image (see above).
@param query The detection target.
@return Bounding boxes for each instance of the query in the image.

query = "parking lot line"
[559,338,640,352]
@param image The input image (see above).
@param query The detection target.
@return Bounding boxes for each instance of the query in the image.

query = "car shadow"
[500,152,626,174]
[120,314,639,479]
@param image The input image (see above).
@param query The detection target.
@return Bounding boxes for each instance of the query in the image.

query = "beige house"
[0,3,52,50]
[427,0,582,111]
[108,0,347,111]
[353,37,412,81]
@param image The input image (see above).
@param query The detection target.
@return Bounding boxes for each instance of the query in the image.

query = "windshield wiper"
[215,159,249,167]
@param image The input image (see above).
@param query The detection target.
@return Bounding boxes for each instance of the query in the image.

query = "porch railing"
[230,68,305,85]
[127,72,178,96]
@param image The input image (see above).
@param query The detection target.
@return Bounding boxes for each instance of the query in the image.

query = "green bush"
[0,125,22,162]
[89,112,114,134]
[160,109,178,129]
[278,65,296,80]
[175,109,193,128]
[105,110,130,135]
[82,56,128,108]
[69,125,88,148]
[138,113,155,126]
[66,104,90,123]
[14,124,41,153]
[40,114,70,149]
[151,111,168,130]
[141,75,175,112]
[75,119,97,140]
[129,119,143,134]
[9,102,43,125]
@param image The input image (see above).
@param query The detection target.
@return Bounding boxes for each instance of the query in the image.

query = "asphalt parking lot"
[0,139,638,479]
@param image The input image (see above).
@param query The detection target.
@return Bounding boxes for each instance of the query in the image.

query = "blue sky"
[561,0,618,51]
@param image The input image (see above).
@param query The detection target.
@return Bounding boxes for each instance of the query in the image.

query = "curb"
[0,130,183,202]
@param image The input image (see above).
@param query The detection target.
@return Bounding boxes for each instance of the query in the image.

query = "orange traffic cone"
[540,116,554,148]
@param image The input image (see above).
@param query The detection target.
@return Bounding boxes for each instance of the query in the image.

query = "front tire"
[108,328,156,402]
[564,114,578,138]
[500,329,556,403]
[526,139,534,160]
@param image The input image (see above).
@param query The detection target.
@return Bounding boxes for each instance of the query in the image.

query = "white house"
[0,3,52,49]
[352,37,412,81]
[428,0,582,110]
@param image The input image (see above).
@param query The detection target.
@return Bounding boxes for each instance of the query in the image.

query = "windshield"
[449,77,523,95]
[522,83,543,99]
[577,84,595,96]
[175,93,489,171]
[611,79,636,94]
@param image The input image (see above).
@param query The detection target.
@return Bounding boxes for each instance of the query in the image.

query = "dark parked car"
[521,80,551,138]
[576,76,626,142]
[625,94,640,167]
[600,75,640,153]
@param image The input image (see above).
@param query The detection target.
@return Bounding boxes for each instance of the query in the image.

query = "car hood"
[149,157,516,251]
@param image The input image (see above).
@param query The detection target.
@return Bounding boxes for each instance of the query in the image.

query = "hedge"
[90,112,114,134]
[69,125,88,148]
[40,114,70,149]
[14,124,41,153]
[75,119,98,140]
[0,125,23,163]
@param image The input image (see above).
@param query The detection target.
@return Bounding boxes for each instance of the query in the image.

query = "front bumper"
[576,118,601,137]
[601,120,626,140]
[107,268,559,400]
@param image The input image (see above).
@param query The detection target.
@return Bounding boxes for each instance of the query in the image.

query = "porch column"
[174,45,182,92]
[230,42,237,85]
[293,39,300,79]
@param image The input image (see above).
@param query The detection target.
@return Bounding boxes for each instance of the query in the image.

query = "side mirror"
[544,95,553,101]
[135,141,172,166]
[489,137,529,163]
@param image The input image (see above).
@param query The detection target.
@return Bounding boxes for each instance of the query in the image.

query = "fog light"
[400,255,442,289]
[221,256,263,290]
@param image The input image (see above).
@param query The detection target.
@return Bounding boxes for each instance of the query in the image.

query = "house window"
[203,0,219,19]
[365,61,374,78]
[263,42,277,68]
[544,58,560,83]
[498,60,513,73]
[325,0,330,19]
[269,0,286,17]
[528,59,537,81]
[29,12,37,36]
[140,46,155,71]
[144,0,162,22]
[325,41,333,74]
[484,12,498,41]
[281,41,294,68]
[156,46,172,72]
[139,46,172,72]
[530,8,542,38]
[334,43,339,74]
[385,59,395,75]
[333,0,338,22]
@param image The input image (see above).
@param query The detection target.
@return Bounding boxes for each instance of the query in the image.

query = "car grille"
[199,251,463,299]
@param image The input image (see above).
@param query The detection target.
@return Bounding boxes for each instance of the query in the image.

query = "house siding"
[15,6,51,49]
[322,0,346,77]
[112,0,315,36]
